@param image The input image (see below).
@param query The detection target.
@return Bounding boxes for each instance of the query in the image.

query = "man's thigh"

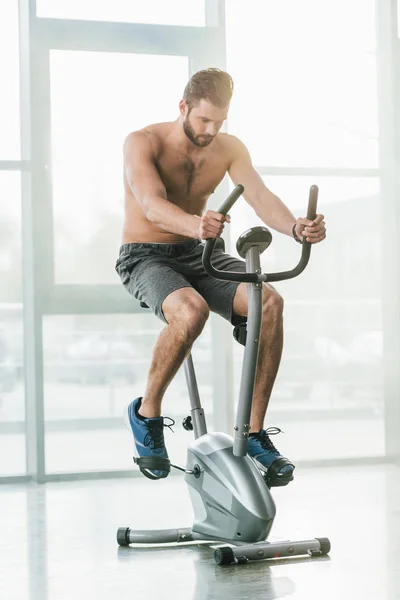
[116,253,192,322]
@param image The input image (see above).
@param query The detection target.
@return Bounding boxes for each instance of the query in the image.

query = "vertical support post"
[20,0,46,482]
[183,355,207,439]
[376,0,400,463]
[233,247,262,456]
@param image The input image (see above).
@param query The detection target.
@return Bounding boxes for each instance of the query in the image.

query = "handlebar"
[217,184,245,216]
[202,184,319,283]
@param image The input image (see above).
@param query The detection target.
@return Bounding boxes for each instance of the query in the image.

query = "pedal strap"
[264,457,295,487]
[133,456,171,480]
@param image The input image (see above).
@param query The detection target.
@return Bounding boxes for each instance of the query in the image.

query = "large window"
[227,0,383,460]
[23,0,226,481]
[0,0,392,483]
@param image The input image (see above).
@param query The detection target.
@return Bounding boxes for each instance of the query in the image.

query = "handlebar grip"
[217,184,244,216]
[307,185,319,221]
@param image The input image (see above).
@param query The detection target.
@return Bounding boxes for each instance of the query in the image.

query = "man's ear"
[179,99,189,117]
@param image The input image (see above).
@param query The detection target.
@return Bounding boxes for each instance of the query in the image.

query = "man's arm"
[124,132,200,238]
[228,136,326,243]
[227,136,297,237]
[124,132,227,239]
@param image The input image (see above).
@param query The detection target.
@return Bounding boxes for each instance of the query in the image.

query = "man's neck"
[172,117,206,156]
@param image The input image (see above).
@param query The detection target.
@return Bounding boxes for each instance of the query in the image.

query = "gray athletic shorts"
[115,238,246,323]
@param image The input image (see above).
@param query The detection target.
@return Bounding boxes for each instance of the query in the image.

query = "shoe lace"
[259,427,283,453]
[143,417,175,450]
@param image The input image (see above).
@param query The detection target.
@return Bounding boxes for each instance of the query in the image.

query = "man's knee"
[164,290,210,338]
[262,286,284,317]
[183,299,210,334]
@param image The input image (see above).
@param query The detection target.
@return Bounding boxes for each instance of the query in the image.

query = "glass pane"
[0,173,25,476]
[230,176,384,460]
[226,0,378,168]
[0,173,23,302]
[43,314,212,474]
[37,0,206,26]
[50,50,189,285]
[0,0,21,160]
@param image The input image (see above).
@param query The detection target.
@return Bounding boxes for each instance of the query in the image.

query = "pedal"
[264,472,294,488]
[233,321,247,346]
[133,456,171,480]
[254,457,295,488]
[182,416,193,431]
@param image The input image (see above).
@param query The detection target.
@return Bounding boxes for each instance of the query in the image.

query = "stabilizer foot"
[214,537,331,565]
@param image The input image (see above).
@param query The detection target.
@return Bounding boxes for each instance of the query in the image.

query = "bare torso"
[122,122,234,244]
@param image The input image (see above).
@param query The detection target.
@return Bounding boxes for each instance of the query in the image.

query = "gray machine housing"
[185,432,276,544]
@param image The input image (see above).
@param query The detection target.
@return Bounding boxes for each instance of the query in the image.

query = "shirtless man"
[115,68,326,480]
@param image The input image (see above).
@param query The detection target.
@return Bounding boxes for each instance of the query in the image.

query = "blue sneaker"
[124,397,174,480]
[247,427,295,483]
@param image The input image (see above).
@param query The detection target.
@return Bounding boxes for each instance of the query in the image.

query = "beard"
[183,116,215,148]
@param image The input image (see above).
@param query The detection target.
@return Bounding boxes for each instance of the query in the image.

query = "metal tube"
[233,246,262,456]
[184,354,202,410]
[127,528,194,544]
[183,354,207,438]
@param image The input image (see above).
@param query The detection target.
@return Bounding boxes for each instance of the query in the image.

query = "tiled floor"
[1,463,399,600]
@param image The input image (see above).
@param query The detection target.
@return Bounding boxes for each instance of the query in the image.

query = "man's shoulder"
[217,132,247,157]
[124,123,172,153]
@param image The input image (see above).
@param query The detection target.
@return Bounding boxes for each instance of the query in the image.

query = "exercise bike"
[117,184,331,565]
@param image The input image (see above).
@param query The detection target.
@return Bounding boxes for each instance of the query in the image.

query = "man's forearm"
[253,191,296,237]
[145,195,200,238]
